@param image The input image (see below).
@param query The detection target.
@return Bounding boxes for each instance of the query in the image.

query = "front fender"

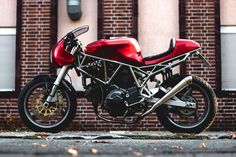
[32,74,77,95]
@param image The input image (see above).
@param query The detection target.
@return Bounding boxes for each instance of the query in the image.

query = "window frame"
[220,26,236,91]
[0,28,16,92]
[0,0,22,98]
[214,0,236,97]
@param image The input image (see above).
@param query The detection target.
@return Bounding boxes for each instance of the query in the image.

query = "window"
[0,28,16,91]
[0,1,17,92]
[221,27,236,91]
[220,0,236,91]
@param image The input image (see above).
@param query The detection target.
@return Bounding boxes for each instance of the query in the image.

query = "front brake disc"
[31,89,63,120]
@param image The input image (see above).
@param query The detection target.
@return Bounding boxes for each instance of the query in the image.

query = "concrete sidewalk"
[0,131,234,140]
[0,131,235,157]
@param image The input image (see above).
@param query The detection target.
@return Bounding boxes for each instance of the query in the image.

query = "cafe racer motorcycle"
[18,25,217,133]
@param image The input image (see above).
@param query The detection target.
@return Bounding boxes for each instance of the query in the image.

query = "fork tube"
[45,65,69,103]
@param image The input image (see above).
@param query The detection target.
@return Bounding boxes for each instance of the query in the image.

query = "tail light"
[51,39,74,67]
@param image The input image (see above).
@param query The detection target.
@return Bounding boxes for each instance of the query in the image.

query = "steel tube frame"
[77,49,200,99]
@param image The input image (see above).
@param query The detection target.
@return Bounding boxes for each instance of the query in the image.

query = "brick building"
[0,0,235,131]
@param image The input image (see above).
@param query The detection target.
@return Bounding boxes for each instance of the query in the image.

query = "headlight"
[51,39,75,67]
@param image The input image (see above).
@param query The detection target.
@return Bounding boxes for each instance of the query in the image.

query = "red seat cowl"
[144,39,201,65]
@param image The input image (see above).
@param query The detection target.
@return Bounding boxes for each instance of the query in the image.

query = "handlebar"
[64,32,78,47]
[63,25,89,50]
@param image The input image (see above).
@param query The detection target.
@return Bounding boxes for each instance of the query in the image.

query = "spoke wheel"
[156,75,217,133]
[18,76,77,133]
[26,82,69,127]
[166,83,209,128]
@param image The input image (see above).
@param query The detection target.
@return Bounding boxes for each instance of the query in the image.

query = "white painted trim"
[221,26,236,33]
[222,88,236,91]
[0,89,15,92]
[0,28,16,35]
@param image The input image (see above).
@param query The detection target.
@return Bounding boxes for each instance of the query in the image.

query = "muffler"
[140,76,193,119]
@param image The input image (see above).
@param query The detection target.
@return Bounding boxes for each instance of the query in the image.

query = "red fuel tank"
[84,37,144,66]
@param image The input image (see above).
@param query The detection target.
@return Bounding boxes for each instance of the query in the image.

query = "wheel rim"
[165,82,211,129]
[23,82,71,129]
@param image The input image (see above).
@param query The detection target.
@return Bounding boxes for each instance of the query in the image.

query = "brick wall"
[184,0,236,131]
[185,0,216,87]
[102,0,134,38]
[21,0,51,85]
[2,0,236,131]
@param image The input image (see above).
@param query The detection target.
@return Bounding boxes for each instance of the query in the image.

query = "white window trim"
[0,28,16,35]
[221,26,236,33]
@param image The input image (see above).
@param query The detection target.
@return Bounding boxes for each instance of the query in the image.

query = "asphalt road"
[0,138,235,157]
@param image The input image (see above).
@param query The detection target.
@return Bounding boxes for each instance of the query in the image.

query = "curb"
[0,131,234,140]
[111,131,236,140]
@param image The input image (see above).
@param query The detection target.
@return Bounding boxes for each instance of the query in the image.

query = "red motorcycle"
[18,25,217,133]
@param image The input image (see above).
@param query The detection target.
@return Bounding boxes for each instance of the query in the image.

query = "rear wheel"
[18,76,77,133]
[156,75,217,133]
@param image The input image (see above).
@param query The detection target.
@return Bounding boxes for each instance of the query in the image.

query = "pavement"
[0,131,235,140]
[0,131,235,157]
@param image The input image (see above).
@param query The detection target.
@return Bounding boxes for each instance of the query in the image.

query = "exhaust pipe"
[140,76,193,119]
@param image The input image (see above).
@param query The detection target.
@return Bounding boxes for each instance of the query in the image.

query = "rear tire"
[18,75,77,133]
[156,75,217,133]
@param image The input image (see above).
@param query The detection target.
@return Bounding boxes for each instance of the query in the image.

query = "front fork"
[44,65,70,105]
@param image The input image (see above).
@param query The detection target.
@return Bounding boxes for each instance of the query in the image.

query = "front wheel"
[18,75,77,133]
[156,75,217,133]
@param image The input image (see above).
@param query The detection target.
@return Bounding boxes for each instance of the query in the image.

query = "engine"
[110,67,135,89]
[104,85,141,117]
[84,65,144,117]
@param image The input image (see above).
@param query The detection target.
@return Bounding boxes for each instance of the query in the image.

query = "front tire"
[156,75,217,133]
[18,75,77,133]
